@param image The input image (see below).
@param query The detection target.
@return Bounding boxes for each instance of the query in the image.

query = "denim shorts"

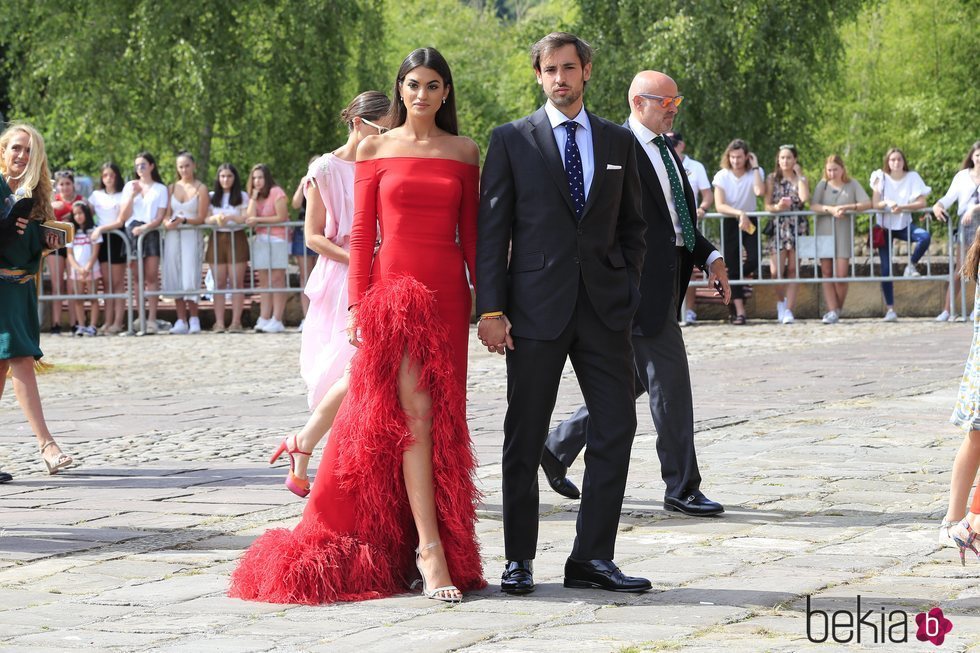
[125,221,161,258]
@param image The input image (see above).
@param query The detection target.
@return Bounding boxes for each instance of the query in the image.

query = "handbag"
[872,224,887,248]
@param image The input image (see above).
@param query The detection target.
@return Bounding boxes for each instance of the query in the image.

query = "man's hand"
[478,314,514,355]
[707,258,732,305]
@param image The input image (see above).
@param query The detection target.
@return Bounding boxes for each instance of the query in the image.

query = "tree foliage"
[574,0,865,173]
[0,0,971,197]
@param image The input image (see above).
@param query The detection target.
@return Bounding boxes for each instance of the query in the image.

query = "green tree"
[574,0,865,172]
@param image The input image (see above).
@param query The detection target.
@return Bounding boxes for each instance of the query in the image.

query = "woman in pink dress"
[273,91,390,496]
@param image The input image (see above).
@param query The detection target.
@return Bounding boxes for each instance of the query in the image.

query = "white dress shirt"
[545,102,594,200]
[628,115,720,266]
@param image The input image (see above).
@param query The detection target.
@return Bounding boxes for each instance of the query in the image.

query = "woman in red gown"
[230,48,484,604]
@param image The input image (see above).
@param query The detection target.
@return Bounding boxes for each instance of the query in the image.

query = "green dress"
[0,174,44,361]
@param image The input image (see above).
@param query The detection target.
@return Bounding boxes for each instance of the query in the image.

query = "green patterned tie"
[652,135,695,252]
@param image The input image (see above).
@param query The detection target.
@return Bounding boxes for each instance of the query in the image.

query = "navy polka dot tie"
[652,135,695,252]
[563,121,586,220]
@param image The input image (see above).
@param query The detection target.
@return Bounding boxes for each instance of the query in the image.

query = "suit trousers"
[546,249,702,499]
[502,278,637,561]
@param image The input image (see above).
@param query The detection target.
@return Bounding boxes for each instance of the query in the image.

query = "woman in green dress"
[0,122,74,481]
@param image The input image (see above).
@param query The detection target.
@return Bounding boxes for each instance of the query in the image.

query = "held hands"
[478,314,514,355]
[707,258,732,305]
[245,216,261,228]
[831,205,849,219]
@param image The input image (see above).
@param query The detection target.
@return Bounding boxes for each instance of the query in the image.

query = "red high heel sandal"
[269,435,312,498]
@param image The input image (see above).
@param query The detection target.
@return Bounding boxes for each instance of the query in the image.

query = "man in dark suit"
[540,70,731,517]
[477,32,650,595]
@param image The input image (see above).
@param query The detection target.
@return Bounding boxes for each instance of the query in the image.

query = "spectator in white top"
[870,147,931,322]
[712,139,765,324]
[89,162,128,334]
[666,131,713,325]
[117,151,169,334]
[933,141,980,321]
[164,151,209,335]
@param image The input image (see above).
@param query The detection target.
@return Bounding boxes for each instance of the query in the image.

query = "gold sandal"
[40,441,74,475]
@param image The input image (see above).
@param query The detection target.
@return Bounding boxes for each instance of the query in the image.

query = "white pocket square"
[606,164,622,170]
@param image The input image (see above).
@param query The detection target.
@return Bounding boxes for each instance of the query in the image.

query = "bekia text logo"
[916,607,953,646]
[806,596,953,646]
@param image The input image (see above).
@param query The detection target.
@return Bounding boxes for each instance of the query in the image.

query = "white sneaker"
[781,309,795,325]
[936,310,951,322]
[82,325,98,337]
[188,317,201,334]
[903,264,921,277]
[169,319,189,335]
[254,317,270,332]
[883,309,898,322]
[684,309,697,325]
[262,318,285,333]
[776,299,787,322]
[822,310,839,324]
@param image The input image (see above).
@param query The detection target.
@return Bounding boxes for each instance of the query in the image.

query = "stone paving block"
[309,625,495,652]
[0,602,135,629]
[6,629,176,649]
[88,573,224,606]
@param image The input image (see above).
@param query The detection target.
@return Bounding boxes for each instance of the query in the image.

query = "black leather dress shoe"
[501,560,534,594]
[564,558,651,593]
[663,493,724,516]
[0,471,11,484]
[540,450,580,499]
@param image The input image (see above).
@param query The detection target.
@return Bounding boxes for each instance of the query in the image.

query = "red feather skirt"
[229,276,485,604]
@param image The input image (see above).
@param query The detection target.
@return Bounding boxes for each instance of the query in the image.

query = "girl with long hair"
[163,151,209,334]
[90,162,128,334]
[205,163,250,332]
[712,139,765,324]
[245,164,289,333]
[764,145,810,324]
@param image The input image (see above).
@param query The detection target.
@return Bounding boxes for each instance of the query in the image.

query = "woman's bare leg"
[834,258,850,311]
[231,262,247,327]
[144,256,160,324]
[292,375,349,479]
[6,357,68,462]
[271,270,287,321]
[399,355,459,600]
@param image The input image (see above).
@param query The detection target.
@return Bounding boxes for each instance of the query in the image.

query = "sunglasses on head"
[361,118,388,134]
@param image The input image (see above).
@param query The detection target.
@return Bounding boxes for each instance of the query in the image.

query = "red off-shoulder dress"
[229,157,484,604]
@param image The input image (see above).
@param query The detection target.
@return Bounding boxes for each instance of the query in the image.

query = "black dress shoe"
[563,558,651,593]
[663,493,724,516]
[540,449,580,499]
[501,560,534,594]
[0,471,11,483]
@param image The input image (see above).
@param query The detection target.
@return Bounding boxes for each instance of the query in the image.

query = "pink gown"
[299,153,357,409]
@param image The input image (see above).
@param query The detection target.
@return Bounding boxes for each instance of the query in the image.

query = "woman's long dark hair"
[99,162,124,193]
[211,163,243,208]
[247,164,276,201]
[134,151,164,183]
[387,47,458,135]
[71,200,95,232]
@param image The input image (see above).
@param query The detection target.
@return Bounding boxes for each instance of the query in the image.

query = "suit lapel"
[526,107,576,216]
[632,133,673,220]
[580,111,607,220]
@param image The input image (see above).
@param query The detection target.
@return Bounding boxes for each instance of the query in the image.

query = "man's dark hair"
[530,32,593,72]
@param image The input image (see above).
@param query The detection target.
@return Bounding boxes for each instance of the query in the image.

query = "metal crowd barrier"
[687,208,966,319]
[35,228,136,332]
[133,220,314,332]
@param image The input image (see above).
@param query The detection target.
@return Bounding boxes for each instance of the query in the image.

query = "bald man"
[540,71,730,516]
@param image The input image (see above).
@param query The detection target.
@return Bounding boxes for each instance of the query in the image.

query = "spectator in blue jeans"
[870,147,931,321]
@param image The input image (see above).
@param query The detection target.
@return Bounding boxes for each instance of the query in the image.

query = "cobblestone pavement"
[1,317,978,652]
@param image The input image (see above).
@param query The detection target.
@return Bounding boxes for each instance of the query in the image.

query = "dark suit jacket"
[626,121,716,337]
[477,106,646,340]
